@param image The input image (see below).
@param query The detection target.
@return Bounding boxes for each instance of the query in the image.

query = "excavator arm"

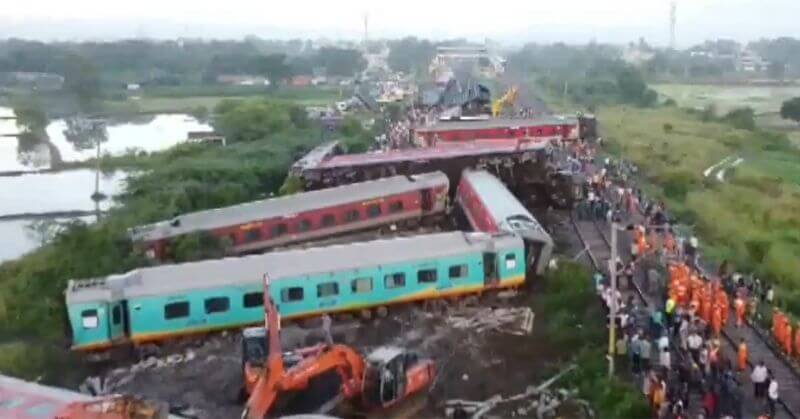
[244,275,366,419]
[492,86,518,117]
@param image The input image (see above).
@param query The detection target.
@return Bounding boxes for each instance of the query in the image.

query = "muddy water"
[0,169,128,262]
[0,107,211,173]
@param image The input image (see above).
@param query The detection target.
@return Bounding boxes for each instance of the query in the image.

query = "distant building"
[126,83,141,91]
[738,50,769,72]
[290,75,313,87]
[622,46,656,66]
[429,43,504,80]
[216,74,270,86]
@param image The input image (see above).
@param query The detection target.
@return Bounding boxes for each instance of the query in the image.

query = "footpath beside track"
[571,211,798,419]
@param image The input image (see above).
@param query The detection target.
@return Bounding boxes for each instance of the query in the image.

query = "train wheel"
[376,306,388,318]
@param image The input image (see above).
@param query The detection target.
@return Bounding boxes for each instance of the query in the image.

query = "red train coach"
[130,172,449,261]
[414,116,580,146]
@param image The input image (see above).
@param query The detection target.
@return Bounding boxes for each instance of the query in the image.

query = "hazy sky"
[0,0,796,46]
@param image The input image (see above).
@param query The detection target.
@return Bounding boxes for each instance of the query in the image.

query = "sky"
[0,0,796,47]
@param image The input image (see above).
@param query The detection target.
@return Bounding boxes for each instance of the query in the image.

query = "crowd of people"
[575,140,785,419]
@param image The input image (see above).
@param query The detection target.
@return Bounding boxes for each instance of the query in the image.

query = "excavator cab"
[362,347,434,409]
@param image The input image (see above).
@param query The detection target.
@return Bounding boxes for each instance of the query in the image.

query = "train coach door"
[420,189,433,212]
[483,252,498,286]
[108,302,125,341]
[526,242,543,276]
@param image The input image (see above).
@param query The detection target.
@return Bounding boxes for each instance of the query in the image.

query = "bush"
[662,171,695,202]
[663,123,674,134]
[288,105,310,129]
[721,107,756,130]
[700,104,717,122]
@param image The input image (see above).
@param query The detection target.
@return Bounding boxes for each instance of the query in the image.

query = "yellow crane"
[492,85,518,118]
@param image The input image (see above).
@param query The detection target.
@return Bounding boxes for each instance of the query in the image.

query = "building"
[290,75,313,87]
[429,44,505,80]
[216,75,270,86]
[738,50,769,72]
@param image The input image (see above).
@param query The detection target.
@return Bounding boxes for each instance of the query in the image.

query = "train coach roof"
[315,140,548,170]
[462,170,552,245]
[67,232,522,302]
[129,171,449,242]
[416,116,578,133]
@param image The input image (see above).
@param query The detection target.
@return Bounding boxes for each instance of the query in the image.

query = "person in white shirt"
[688,332,703,363]
[659,348,671,370]
[751,361,768,399]
[768,374,779,418]
[658,334,670,352]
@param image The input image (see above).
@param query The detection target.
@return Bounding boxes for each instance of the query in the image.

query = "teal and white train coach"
[66,231,526,351]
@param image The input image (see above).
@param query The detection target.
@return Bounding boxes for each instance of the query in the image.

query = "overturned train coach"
[456,170,553,276]
[293,139,579,207]
[129,172,449,262]
[66,231,526,352]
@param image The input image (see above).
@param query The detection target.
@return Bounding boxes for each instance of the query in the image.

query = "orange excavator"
[242,275,436,419]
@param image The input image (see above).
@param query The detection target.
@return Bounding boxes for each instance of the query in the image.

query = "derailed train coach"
[294,139,579,207]
[456,170,554,276]
[129,172,449,262]
[66,231,525,352]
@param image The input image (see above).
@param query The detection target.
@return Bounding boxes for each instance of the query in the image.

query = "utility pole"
[669,0,677,50]
[608,221,618,377]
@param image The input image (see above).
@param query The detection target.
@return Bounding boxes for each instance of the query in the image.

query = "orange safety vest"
[734,298,746,326]
[738,342,748,371]
[712,309,723,336]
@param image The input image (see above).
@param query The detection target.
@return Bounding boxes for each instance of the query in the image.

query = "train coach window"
[297,219,312,232]
[389,201,404,213]
[244,229,261,243]
[345,210,360,222]
[505,254,517,270]
[321,214,336,227]
[164,301,190,320]
[449,265,469,280]
[204,297,230,314]
[352,277,373,294]
[417,269,438,284]
[384,273,406,289]
[281,287,304,303]
[317,282,339,298]
[271,223,288,237]
[367,204,382,218]
[112,306,121,325]
[243,292,264,308]
[81,309,99,329]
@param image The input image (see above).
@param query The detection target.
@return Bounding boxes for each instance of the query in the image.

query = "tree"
[780,97,800,125]
[314,48,366,77]
[63,54,102,111]
[288,106,310,129]
[250,53,292,84]
[13,99,48,134]
[387,37,436,73]
[213,99,291,143]
[722,107,756,130]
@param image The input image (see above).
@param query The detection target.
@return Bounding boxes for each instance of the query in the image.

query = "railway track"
[571,212,800,418]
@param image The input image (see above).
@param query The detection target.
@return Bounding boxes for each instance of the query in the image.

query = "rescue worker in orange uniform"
[712,307,723,337]
[737,338,748,371]
[785,321,793,357]
[795,322,800,360]
[718,292,730,327]
[773,310,781,342]
[734,296,746,328]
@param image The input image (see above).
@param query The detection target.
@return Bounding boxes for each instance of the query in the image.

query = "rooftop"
[417,116,578,133]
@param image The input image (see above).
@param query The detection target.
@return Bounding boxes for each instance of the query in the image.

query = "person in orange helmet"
[734,297,746,328]
[738,338,748,371]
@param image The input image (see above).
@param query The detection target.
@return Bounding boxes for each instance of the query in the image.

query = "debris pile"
[444,365,592,419]
[445,306,534,336]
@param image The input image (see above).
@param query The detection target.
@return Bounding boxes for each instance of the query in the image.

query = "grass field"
[599,105,800,313]
[652,83,800,115]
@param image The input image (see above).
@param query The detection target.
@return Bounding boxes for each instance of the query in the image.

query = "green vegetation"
[387,37,436,74]
[598,105,800,318]
[508,43,658,108]
[0,99,376,380]
[536,262,649,418]
[780,97,800,125]
[652,83,800,115]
